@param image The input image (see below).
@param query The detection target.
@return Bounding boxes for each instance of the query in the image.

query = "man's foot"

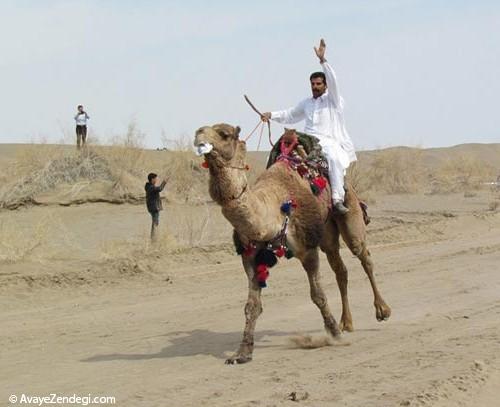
[333,200,349,215]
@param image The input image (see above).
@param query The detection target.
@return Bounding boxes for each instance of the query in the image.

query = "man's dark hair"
[309,72,326,84]
[77,105,83,109]
[147,173,157,183]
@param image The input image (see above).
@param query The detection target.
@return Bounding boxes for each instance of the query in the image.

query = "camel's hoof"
[339,319,354,332]
[225,354,252,365]
[375,302,391,322]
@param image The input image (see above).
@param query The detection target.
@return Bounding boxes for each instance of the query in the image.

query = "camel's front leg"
[225,256,262,364]
[302,249,341,338]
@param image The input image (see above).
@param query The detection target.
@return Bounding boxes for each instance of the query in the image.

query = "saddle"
[266,129,370,225]
[266,129,330,194]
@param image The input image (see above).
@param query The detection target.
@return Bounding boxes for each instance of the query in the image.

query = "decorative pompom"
[256,264,268,274]
[256,263,269,288]
[285,248,294,259]
[313,176,327,190]
[201,160,209,169]
[255,249,278,268]
[281,202,292,214]
[281,199,297,215]
[275,246,286,258]
[311,184,320,195]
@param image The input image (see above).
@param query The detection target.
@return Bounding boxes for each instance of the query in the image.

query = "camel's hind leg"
[301,248,341,338]
[320,220,354,332]
[225,255,262,365]
[337,190,391,322]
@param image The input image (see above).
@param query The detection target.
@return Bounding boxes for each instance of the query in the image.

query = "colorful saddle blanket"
[266,129,370,224]
[266,129,330,196]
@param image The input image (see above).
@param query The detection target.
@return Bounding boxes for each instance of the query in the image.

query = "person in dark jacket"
[145,172,168,240]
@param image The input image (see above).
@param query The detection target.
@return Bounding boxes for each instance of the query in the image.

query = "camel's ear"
[234,126,241,139]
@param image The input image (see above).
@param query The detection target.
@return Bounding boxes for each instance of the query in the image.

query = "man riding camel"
[262,38,356,214]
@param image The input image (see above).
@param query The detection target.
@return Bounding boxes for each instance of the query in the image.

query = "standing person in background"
[74,105,89,149]
[145,173,168,241]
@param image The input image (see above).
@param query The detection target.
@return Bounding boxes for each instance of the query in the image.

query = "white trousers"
[318,140,350,202]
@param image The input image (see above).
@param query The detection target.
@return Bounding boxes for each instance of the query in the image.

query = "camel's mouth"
[195,142,214,156]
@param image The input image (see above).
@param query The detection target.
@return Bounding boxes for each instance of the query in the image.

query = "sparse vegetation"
[347,148,424,195]
[429,155,495,194]
[160,136,209,204]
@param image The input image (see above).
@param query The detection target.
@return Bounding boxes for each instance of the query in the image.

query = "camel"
[194,123,391,364]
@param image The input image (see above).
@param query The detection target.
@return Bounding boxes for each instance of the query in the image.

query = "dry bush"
[102,121,148,196]
[100,228,176,263]
[0,219,47,264]
[361,148,424,194]
[429,155,495,194]
[0,147,112,208]
[346,161,371,194]
[0,121,150,208]
[160,136,209,203]
[166,203,211,246]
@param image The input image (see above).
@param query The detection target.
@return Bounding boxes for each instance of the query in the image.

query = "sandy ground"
[1,189,499,407]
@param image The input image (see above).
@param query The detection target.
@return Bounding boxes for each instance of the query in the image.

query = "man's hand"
[314,38,327,63]
[261,112,272,123]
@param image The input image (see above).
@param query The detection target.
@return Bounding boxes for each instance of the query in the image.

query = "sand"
[1,145,500,406]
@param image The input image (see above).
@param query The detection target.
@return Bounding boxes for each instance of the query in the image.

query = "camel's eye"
[218,130,230,139]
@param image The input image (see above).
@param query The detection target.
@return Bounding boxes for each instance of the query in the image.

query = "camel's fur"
[194,123,391,364]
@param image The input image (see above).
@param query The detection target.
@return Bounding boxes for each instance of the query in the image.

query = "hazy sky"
[0,0,498,150]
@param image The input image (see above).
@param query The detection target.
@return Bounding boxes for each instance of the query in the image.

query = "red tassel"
[245,164,250,171]
[313,177,327,190]
[201,160,209,169]
[256,264,269,284]
[275,246,285,258]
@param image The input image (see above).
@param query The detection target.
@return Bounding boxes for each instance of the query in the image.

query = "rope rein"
[244,95,274,149]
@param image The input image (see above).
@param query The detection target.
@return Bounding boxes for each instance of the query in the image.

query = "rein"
[244,95,274,148]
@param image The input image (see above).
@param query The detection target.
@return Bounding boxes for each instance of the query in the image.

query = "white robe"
[270,61,356,201]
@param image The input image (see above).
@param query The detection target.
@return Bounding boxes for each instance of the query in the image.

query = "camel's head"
[194,123,244,162]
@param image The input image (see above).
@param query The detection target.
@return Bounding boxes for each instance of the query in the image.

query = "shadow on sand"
[82,328,296,363]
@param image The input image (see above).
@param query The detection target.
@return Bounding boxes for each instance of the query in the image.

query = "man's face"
[310,78,326,98]
[78,106,83,113]
[152,176,158,185]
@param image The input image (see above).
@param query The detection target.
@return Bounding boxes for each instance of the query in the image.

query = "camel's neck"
[207,154,280,243]
[208,157,248,205]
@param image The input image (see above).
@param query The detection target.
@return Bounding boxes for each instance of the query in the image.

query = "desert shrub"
[167,203,211,246]
[0,148,112,208]
[160,136,209,203]
[0,122,150,208]
[429,155,495,194]
[363,148,424,194]
[100,228,176,263]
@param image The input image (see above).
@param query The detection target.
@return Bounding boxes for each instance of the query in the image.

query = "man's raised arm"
[314,38,343,110]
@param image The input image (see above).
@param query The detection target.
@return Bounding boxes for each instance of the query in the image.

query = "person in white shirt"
[74,105,90,149]
[262,39,356,215]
